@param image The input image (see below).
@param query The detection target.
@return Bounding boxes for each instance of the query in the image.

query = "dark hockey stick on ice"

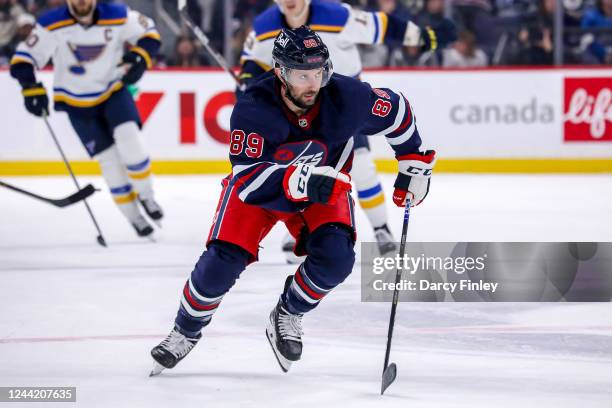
[42,112,107,247]
[381,198,412,395]
[176,0,244,89]
[0,180,97,208]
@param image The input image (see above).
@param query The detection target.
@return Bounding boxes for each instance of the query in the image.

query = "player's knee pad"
[190,241,250,297]
[304,223,355,287]
[113,121,149,164]
[96,145,140,215]
[96,144,125,183]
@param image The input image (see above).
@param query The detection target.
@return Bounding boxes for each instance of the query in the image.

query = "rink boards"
[0,67,610,174]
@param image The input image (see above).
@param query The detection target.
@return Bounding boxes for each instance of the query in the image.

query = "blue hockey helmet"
[272,26,333,88]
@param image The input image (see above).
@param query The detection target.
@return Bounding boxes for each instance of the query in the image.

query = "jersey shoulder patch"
[253,6,283,42]
[309,0,349,32]
[38,6,75,31]
[96,3,128,26]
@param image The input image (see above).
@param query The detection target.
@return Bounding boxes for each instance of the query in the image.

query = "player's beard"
[284,84,318,110]
[68,0,96,19]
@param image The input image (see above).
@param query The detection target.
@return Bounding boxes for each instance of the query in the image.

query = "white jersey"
[11,3,159,108]
[240,0,420,78]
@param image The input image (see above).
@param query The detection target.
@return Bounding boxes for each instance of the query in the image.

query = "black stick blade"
[57,184,96,207]
[381,363,397,395]
[96,235,107,247]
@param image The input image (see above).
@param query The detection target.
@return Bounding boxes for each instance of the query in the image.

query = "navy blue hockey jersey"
[228,72,423,213]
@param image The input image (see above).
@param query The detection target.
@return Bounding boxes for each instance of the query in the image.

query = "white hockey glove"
[283,163,351,204]
[393,150,436,207]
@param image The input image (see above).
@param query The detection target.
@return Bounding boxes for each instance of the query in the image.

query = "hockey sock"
[282,224,355,314]
[175,242,249,336]
[352,147,388,229]
[113,121,155,199]
[96,145,141,222]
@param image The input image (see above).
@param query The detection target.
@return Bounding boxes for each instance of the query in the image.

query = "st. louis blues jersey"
[10,3,160,111]
[240,0,421,82]
[228,72,422,213]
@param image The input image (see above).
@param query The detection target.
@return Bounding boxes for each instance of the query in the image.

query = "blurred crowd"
[1,0,611,68]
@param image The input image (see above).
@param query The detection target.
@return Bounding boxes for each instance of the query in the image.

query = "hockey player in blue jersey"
[239,0,454,261]
[150,26,435,375]
[10,0,163,237]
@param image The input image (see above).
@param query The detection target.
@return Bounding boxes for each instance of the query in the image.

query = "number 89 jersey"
[227,72,425,213]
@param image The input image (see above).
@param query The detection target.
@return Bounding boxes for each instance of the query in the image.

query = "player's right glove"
[283,163,351,205]
[21,82,49,117]
[393,150,436,207]
[419,18,457,52]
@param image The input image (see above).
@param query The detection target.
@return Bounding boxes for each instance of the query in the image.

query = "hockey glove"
[393,150,436,207]
[284,163,351,205]
[420,19,457,52]
[120,50,148,85]
[21,82,49,117]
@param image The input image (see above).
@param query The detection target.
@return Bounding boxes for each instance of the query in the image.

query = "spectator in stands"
[360,0,413,67]
[443,29,488,66]
[0,0,24,61]
[167,35,207,67]
[1,12,33,64]
[416,0,446,28]
[581,0,612,63]
[516,0,580,65]
[452,0,496,45]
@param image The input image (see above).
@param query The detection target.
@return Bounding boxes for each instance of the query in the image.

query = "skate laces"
[160,330,197,358]
[278,308,303,342]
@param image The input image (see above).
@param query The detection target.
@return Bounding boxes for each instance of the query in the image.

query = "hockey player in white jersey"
[10,0,163,237]
[239,0,455,260]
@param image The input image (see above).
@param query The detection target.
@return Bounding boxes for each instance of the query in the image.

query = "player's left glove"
[284,163,351,205]
[119,50,148,85]
[21,82,49,117]
[419,18,457,52]
[393,150,436,207]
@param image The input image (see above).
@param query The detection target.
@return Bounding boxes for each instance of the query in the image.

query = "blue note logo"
[68,43,107,75]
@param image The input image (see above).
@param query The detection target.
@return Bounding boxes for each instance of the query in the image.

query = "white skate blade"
[149,362,165,377]
[153,219,162,228]
[265,326,292,373]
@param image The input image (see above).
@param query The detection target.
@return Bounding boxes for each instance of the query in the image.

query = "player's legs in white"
[95,145,153,237]
[352,145,397,255]
[113,121,153,198]
[113,121,163,222]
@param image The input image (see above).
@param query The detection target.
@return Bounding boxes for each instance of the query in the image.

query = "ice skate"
[131,215,155,239]
[150,327,201,376]
[139,196,164,226]
[265,297,303,373]
[374,224,397,256]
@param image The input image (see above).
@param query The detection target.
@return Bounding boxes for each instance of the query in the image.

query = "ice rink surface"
[1,174,612,407]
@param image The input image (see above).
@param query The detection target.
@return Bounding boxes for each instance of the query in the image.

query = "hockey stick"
[42,112,107,247]
[381,197,411,395]
[176,0,243,88]
[0,180,97,208]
